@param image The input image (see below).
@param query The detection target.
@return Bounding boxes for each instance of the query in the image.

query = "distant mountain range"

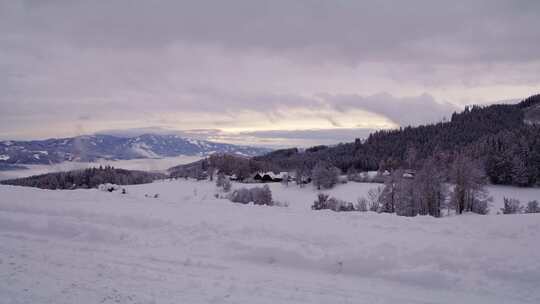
[0,134,271,168]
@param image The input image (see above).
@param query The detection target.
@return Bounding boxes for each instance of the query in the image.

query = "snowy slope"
[0,180,539,303]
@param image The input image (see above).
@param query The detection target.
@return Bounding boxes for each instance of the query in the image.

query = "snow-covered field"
[1,180,539,303]
[0,155,202,181]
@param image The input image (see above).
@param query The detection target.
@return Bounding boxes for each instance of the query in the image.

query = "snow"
[0,154,10,161]
[0,155,202,181]
[130,142,160,158]
[1,180,539,303]
[187,138,205,148]
[485,185,540,212]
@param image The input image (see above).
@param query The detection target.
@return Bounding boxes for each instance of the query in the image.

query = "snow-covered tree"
[230,188,252,204]
[414,157,448,217]
[223,179,232,192]
[312,193,330,210]
[501,197,523,214]
[380,170,402,213]
[525,200,540,213]
[367,186,383,212]
[216,172,226,188]
[356,197,368,212]
[252,185,273,205]
[311,161,340,190]
[394,177,417,217]
[450,154,492,214]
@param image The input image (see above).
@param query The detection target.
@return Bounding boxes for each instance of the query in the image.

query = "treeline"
[310,152,491,217]
[254,94,540,187]
[0,166,165,190]
[169,153,266,181]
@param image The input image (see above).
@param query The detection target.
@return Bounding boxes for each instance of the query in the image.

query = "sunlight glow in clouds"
[1,0,539,146]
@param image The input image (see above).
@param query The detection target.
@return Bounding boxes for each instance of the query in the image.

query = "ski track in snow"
[0,180,539,303]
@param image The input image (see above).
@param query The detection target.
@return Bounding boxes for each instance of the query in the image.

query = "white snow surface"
[130,142,160,158]
[0,180,539,303]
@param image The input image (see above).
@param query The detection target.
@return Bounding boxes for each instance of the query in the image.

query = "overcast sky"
[1,0,539,147]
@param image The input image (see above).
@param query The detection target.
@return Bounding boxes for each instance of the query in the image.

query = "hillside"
[1,180,539,303]
[0,134,270,167]
[254,94,540,186]
[523,94,540,125]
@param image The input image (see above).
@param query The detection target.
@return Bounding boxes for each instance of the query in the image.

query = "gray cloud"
[324,93,459,126]
[3,0,539,64]
[0,0,539,145]
[239,128,376,148]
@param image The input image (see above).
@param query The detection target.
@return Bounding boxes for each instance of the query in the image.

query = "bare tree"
[356,197,369,212]
[394,176,417,217]
[380,170,403,213]
[450,154,492,214]
[216,172,226,188]
[367,186,383,212]
[311,161,340,190]
[501,197,523,214]
[414,157,448,217]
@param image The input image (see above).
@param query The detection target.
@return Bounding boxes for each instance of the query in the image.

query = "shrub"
[273,200,290,207]
[367,186,383,212]
[230,188,252,204]
[356,197,368,212]
[223,179,232,192]
[312,194,354,212]
[251,185,273,206]
[472,199,489,215]
[501,197,523,214]
[312,193,330,210]
[98,183,120,192]
[216,172,226,187]
[229,185,273,206]
[327,198,354,211]
[525,200,540,213]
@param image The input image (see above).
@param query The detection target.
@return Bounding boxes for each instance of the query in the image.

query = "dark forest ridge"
[250,94,540,187]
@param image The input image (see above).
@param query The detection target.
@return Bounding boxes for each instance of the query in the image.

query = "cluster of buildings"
[229,171,301,183]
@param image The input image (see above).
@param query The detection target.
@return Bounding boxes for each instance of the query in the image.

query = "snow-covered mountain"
[0,134,271,166]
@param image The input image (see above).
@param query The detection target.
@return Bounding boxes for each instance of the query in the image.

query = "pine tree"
[511,157,529,187]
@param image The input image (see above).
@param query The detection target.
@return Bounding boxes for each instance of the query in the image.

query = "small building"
[253,173,263,181]
[261,174,275,183]
[257,171,291,183]
[403,170,416,179]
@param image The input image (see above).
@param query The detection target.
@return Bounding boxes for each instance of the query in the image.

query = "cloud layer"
[1,0,539,146]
